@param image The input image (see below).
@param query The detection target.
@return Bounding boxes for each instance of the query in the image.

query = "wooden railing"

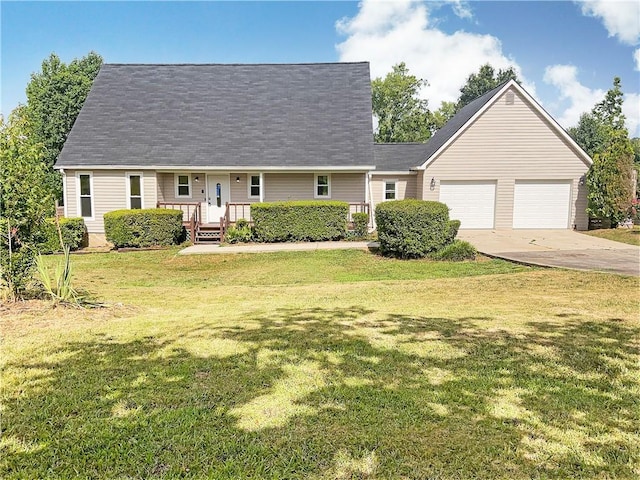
[347,202,370,223]
[157,201,202,241]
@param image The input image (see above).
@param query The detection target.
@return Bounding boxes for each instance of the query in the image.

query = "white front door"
[207,175,230,223]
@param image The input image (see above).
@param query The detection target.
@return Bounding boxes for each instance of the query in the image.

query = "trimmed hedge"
[252,201,349,242]
[375,199,451,259]
[447,219,461,244]
[38,218,86,253]
[352,212,370,238]
[104,209,183,248]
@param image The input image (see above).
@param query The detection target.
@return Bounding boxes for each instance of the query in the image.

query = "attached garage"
[439,181,496,229]
[512,181,571,229]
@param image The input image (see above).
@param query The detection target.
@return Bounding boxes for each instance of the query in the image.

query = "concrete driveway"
[457,229,640,276]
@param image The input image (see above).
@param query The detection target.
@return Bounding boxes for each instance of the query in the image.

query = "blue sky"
[2,1,639,135]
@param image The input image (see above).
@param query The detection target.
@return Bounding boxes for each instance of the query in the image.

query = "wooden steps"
[195,224,221,244]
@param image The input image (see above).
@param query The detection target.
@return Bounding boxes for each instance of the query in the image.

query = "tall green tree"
[25,51,103,201]
[371,63,431,143]
[567,112,608,158]
[0,106,53,300]
[586,127,634,225]
[456,64,519,111]
[428,101,456,134]
[580,77,635,225]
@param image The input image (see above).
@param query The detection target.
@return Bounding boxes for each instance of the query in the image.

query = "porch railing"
[157,201,202,241]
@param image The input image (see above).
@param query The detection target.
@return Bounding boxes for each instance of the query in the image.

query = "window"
[315,174,330,198]
[77,173,93,219]
[248,174,261,198]
[176,174,191,198]
[127,173,143,209]
[384,180,396,200]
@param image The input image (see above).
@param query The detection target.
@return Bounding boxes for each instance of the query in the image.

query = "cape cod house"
[55,62,592,245]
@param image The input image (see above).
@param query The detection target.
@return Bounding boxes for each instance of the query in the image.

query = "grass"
[2,249,639,479]
[583,225,640,246]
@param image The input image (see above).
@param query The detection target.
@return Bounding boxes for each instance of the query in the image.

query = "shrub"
[375,199,451,259]
[352,212,370,238]
[430,240,477,261]
[225,219,253,244]
[37,217,86,253]
[446,219,461,244]
[252,201,348,242]
[104,209,183,248]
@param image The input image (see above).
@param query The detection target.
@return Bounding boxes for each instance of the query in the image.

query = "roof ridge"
[103,61,370,67]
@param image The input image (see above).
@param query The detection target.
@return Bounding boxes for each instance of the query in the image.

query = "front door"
[207,175,230,223]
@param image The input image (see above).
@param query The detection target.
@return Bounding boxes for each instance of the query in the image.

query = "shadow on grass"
[2,307,639,479]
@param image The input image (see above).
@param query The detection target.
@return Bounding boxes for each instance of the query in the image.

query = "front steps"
[195,223,222,244]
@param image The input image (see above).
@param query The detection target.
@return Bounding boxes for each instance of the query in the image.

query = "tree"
[456,64,519,111]
[586,127,634,225]
[25,51,103,201]
[581,77,635,225]
[428,101,456,134]
[0,106,53,300]
[371,63,431,143]
[567,112,608,158]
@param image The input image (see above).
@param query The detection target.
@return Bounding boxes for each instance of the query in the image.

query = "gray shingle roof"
[371,82,507,170]
[373,143,428,171]
[56,63,375,169]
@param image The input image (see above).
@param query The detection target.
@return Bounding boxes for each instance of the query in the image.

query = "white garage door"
[439,181,496,229]
[513,181,571,229]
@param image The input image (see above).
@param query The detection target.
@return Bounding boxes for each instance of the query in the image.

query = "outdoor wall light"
[579,175,586,186]
[194,176,199,182]
[430,177,436,190]
[236,176,241,183]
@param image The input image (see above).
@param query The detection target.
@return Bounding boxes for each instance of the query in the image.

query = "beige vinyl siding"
[422,87,590,230]
[64,170,127,233]
[142,172,157,208]
[263,173,365,202]
[370,174,418,205]
[156,172,207,221]
[65,172,78,217]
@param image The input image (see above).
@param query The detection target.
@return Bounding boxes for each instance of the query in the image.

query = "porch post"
[259,172,264,203]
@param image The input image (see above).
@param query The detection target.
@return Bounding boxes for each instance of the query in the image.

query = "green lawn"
[583,226,640,246]
[2,249,639,479]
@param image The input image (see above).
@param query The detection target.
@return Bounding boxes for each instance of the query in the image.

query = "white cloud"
[577,0,640,68]
[544,64,640,136]
[576,0,640,44]
[446,0,473,20]
[335,0,531,110]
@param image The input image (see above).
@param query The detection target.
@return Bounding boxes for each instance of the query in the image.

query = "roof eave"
[54,164,377,172]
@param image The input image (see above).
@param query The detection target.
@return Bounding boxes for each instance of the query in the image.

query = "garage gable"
[418,80,591,171]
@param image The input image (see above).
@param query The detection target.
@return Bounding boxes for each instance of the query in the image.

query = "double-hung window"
[315,174,330,198]
[176,174,191,198]
[384,180,397,200]
[77,173,93,219]
[248,174,261,199]
[127,173,143,209]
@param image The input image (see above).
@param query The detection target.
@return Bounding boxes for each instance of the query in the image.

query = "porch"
[157,201,370,244]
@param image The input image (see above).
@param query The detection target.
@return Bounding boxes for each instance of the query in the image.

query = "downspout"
[367,171,376,230]
[259,172,264,203]
[60,169,68,217]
